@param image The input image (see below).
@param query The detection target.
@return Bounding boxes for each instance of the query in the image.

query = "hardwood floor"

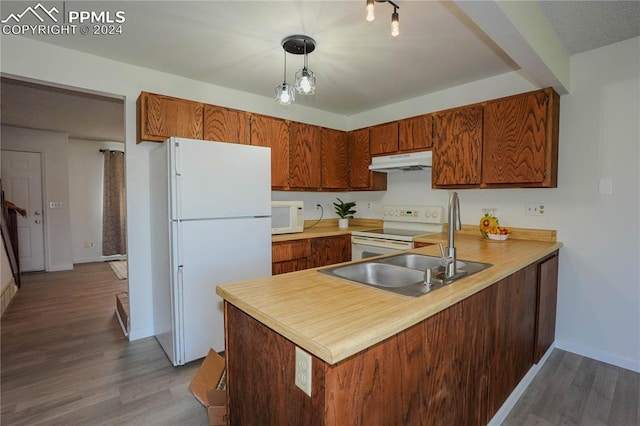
[2,263,637,425]
[503,349,639,426]
[1,262,207,425]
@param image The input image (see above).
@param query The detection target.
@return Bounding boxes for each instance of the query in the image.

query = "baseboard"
[73,255,127,264]
[47,263,74,272]
[114,308,128,337]
[128,327,155,341]
[487,344,555,426]
[555,339,640,373]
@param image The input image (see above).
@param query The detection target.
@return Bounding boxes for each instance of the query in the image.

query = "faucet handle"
[424,267,432,287]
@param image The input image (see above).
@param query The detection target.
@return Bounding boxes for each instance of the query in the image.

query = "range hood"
[368,151,432,173]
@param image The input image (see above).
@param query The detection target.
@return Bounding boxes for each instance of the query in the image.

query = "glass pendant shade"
[275,82,295,105]
[295,68,316,95]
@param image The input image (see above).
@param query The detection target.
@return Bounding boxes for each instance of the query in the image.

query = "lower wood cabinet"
[308,234,351,269]
[272,234,352,275]
[271,239,310,275]
[225,252,559,425]
[534,252,559,362]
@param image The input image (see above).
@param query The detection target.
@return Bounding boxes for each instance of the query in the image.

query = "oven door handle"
[352,236,413,250]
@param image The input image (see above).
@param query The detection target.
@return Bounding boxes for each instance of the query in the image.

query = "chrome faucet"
[445,192,461,278]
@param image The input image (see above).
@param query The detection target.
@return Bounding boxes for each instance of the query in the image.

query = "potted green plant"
[333,198,356,229]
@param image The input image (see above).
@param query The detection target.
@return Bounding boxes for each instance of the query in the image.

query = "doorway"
[0,76,128,332]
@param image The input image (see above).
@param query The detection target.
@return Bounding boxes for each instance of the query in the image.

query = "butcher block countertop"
[218,229,562,365]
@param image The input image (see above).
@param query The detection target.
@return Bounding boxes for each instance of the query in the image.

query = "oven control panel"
[382,205,445,224]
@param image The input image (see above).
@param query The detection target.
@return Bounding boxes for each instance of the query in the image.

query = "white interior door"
[1,150,45,272]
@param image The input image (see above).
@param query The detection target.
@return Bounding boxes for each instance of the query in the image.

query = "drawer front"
[272,240,311,262]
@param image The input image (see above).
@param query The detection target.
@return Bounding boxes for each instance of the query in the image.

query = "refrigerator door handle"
[174,140,181,176]
[176,264,185,365]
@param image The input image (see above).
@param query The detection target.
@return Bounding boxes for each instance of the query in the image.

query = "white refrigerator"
[149,137,272,366]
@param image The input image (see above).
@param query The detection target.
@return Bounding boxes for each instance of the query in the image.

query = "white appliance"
[271,201,304,234]
[368,151,432,173]
[149,137,272,366]
[351,205,444,260]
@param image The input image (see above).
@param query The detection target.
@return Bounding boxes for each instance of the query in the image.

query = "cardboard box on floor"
[189,349,228,426]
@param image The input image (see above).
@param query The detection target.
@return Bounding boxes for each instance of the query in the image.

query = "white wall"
[68,139,125,263]
[0,126,73,272]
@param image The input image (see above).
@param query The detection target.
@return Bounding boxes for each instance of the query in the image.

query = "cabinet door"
[250,114,290,189]
[137,92,203,143]
[483,89,556,186]
[309,235,351,268]
[534,253,559,363]
[432,105,483,187]
[399,114,433,151]
[203,105,249,144]
[369,122,399,155]
[321,128,349,190]
[289,122,322,190]
[348,129,387,191]
[489,263,537,415]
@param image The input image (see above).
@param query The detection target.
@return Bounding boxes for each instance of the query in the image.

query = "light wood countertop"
[271,218,382,242]
[219,231,562,365]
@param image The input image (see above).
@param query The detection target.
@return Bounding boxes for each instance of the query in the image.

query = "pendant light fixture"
[365,0,400,37]
[275,49,295,105]
[294,38,316,95]
[275,35,317,105]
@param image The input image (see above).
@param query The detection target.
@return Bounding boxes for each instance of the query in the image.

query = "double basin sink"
[319,253,492,298]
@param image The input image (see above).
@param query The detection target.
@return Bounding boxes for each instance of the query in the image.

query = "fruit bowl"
[487,233,509,241]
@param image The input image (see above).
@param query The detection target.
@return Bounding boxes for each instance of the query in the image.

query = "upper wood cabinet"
[250,114,290,189]
[399,114,433,151]
[289,122,322,190]
[348,128,387,191]
[483,88,559,187]
[321,128,349,190]
[137,92,203,143]
[432,105,483,187]
[369,122,399,155]
[203,105,250,144]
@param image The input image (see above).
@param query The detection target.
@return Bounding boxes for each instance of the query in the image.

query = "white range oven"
[351,205,445,260]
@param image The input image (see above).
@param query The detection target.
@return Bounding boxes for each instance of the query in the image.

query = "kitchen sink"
[319,254,492,298]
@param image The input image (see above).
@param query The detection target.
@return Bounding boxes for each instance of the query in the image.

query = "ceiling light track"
[366,0,400,37]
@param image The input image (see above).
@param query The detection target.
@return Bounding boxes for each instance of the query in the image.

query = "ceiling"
[1,0,639,142]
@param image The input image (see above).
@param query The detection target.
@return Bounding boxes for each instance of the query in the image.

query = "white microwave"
[271,201,304,235]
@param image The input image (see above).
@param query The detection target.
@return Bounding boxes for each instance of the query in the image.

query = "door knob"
[35,219,42,224]
[34,210,41,215]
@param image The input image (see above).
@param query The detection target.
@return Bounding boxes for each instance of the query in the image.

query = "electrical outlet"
[526,203,545,216]
[295,346,312,397]
[367,202,373,210]
[315,204,321,211]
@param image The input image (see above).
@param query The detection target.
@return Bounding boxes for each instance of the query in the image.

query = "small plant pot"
[338,218,349,229]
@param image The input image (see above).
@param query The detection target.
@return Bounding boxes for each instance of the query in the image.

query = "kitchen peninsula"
[216,232,561,424]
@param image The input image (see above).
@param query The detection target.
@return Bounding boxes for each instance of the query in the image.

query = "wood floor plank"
[504,349,640,426]
[1,263,208,426]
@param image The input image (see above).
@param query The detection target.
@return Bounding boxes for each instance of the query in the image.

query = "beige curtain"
[102,150,127,256]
